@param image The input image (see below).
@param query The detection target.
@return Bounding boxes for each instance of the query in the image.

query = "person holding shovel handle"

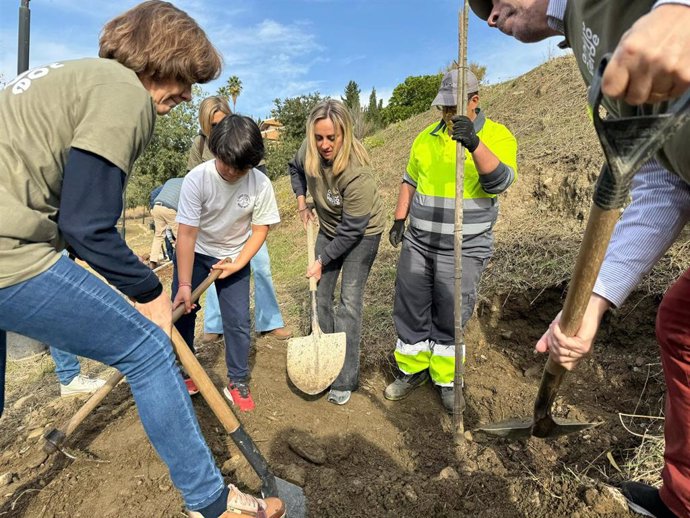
[470,0,690,516]
[384,69,517,414]
[288,99,385,405]
[0,2,284,517]
[173,114,281,414]
[186,95,292,348]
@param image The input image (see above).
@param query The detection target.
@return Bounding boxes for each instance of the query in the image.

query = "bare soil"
[0,56,675,517]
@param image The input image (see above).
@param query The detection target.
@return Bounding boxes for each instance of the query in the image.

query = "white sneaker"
[60,375,106,397]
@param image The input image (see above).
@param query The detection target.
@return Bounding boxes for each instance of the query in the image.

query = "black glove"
[389,219,405,247]
[450,115,480,152]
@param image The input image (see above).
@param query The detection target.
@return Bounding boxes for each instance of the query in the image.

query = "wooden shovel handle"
[53,260,229,445]
[306,219,317,293]
[170,327,241,433]
[536,205,620,419]
[546,205,620,375]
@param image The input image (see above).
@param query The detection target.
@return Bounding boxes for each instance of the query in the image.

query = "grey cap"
[431,69,479,107]
[468,0,492,21]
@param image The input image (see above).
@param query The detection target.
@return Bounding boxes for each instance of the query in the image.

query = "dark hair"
[208,114,264,171]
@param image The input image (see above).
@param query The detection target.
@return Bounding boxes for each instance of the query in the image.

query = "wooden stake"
[454,0,470,442]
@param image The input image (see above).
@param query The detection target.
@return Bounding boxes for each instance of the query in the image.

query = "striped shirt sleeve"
[593,159,690,307]
[654,0,690,7]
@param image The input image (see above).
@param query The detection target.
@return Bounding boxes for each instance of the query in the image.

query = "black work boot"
[621,481,677,518]
[384,370,429,400]
[437,385,465,415]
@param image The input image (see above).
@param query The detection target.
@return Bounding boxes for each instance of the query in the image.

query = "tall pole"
[453,0,470,442]
[17,0,31,74]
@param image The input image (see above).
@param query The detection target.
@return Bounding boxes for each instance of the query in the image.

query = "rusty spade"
[478,55,690,440]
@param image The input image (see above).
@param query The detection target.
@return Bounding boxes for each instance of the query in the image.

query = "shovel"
[478,54,690,440]
[169,329,307,518]
[286,218,346,395]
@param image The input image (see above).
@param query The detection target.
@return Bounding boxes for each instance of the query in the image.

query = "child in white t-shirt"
[172,114,280,412]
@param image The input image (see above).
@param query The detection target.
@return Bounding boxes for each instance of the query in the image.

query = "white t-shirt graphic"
[177,159,280,260]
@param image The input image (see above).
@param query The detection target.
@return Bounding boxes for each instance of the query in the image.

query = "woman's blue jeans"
[49,346,81,385]
[204,242,284,334]
[0,257,224,511]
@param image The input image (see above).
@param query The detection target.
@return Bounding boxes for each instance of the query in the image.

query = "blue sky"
[0,0,568,119]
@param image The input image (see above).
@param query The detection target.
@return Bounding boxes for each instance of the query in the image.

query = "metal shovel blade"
[287,326,346,395]
[477,416,598,440]
[477,358,599,440]
[273,477,307,518]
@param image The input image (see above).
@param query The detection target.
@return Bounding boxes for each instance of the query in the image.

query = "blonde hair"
[199,96,232,137]
[305,99,370,178]
[99,1,222,84]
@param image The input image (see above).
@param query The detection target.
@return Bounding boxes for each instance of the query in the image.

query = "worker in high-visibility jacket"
[385,69,518,414]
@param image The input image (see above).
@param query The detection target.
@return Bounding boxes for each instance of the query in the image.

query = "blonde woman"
[0,1,283,517]
[288,99,384,405]
[186,96,291,355]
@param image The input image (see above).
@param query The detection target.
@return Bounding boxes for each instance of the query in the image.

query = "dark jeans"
[315,232,381,391]
[172,252,251,381]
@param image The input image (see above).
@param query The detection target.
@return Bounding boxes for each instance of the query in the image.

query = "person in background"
[384,69,517,414]
[288,99,384,405]
[187,95,291,345]
[173,114,281,412]
[0,2,284,516]
[470,0,690,516]
[149,178,182,268]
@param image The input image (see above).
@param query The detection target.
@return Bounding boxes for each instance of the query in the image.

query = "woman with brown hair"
[289,99,385,405]
[186,96,291,355]
[0,2,283,517]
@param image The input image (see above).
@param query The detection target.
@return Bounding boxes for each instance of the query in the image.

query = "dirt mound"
[2,56,684,517]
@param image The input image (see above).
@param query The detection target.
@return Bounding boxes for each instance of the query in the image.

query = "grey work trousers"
[393,236,489,348]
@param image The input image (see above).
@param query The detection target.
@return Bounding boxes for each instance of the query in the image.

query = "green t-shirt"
[293,141,385,238]
[564,1,690,185]
[0,58,155,287]
[187,134,215,171]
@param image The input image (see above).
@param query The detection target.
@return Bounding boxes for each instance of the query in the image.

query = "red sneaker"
[184,378,200,396]
[223,380,255,411]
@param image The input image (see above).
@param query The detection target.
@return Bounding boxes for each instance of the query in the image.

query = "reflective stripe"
[431,343,455,357]
[394,338,431,356]
[409,216,492,236]
[413,193,496,211]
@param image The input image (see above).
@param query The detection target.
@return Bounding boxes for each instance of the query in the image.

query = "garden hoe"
[44,263,227,455]
[478,54,690,440]
[287,218,346,395]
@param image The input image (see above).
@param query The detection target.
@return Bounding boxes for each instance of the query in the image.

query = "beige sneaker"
[60,375,106,397]
[187,484,285,518]
[260,327,292,340]
[201,333,223,344]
